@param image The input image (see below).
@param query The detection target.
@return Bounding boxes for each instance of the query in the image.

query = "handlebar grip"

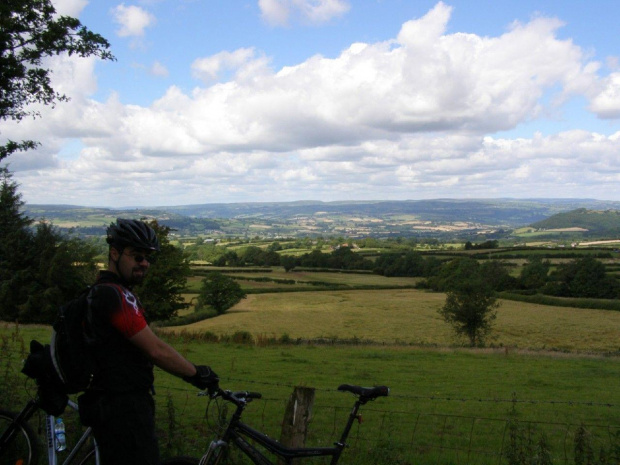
[233,391,262,400]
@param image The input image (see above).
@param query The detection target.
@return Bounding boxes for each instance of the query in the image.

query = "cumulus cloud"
[259,0,350,26]
[150,61,169,78]
[111,4,156,37]
[5,2,620,206]
[191,48,264,83]
[52,0,89,17]
[589,72,620,118]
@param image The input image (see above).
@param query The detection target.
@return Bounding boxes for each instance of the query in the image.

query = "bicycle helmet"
[106,218,160,252]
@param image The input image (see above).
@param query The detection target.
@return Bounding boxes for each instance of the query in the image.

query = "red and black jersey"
[87,271,154,393]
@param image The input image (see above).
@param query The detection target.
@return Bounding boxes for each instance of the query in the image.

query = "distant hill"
[24,199,620,239]
[530,208,620,234]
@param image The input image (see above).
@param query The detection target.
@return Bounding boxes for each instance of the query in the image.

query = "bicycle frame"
[43,400,100,465]
[0,396,99,465]
[201,385,388,465]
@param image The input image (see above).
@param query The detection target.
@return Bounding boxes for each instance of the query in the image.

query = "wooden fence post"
[279,386,316,463]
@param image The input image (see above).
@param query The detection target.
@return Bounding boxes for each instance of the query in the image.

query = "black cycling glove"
[183,364,219,391]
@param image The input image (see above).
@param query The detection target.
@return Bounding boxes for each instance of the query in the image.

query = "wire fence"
[191,376,620,465]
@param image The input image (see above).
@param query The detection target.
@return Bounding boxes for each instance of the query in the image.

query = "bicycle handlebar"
[201,384,389,405]
[200,388,263,405]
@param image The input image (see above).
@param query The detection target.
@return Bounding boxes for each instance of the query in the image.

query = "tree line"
[0,169,192,324]
[187,242,620,300]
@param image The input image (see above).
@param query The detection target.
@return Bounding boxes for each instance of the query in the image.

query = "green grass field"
[2,323,618,464]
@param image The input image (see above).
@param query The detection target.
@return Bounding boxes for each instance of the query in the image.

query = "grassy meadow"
[168,286,620,353]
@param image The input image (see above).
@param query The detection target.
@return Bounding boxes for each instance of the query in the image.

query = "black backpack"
[23,287,99,414]
[50,287,99,394]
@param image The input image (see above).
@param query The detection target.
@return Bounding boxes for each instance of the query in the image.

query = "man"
[79,218,218,465]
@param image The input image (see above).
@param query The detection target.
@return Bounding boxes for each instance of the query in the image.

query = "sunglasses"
[124,252,156,264]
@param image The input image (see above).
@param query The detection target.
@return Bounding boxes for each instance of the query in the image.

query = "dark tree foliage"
[425,257,518,293]
[239,246,280,266]
[479,260,519,292]
[426,257,481,292]
[0,168,98,322]
[196,272,246,315]
[213,250,243,267]
[464,240,499,250]
[543,256,620,299]
[373,251,439,277]
[280,254,297,272]
[19,222,98,322]
[133,219,192,322]
[1,0,114,160]
[519,256,550,290]
[297,247,372,270]
[439,280,499,347]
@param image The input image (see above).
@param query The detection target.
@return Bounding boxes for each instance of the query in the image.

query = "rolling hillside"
[530,208,620,234]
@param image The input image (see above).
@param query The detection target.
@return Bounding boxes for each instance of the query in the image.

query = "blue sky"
[2,0,620,206]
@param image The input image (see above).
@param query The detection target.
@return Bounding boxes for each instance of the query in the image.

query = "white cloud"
[259,0,290,26]
[52,0,89,17]
[259,0,350,26]
[191,48,261,82]
[5,2,620,205]
[589,72,620,118]
[150,61,169,78]
[111,4,156,37]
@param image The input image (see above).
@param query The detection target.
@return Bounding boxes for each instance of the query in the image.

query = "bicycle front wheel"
[0,409,40,465]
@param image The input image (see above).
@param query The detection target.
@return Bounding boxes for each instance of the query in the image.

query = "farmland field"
[166,288,620,353]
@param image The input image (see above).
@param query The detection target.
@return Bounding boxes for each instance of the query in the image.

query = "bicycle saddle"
[337,384,389,400]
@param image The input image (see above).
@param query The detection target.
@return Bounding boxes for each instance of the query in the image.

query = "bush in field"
[196,272,247,315]
[439,279,499,347]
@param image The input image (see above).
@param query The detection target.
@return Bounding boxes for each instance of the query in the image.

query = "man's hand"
[183,365,219,392]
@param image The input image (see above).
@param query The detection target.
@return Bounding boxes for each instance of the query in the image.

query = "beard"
[126,266,147,285]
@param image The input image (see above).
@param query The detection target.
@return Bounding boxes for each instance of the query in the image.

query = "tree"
[0,168,98,322]
[196,272,246,315]
[480,260,519,292]
[544,256,619,299]
[134,220,192,322]
[1,0,115,160]
[438,280,499,347]
[18,221,98,322]
[519,256,550,290]
[280,255,297,272]
[426,257,481,292]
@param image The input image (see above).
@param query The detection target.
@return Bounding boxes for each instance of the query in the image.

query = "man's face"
[112,246,152,285]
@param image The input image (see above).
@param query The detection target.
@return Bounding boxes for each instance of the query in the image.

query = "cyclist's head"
[106,218,160,253]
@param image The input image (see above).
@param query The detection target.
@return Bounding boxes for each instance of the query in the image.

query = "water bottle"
[54,418,67,452]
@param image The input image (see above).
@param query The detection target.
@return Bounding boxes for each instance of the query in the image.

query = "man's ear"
[109,246,121,261]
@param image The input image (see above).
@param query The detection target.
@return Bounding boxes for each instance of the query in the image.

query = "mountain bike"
[163,383,389,465]
[0,396,98,465]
